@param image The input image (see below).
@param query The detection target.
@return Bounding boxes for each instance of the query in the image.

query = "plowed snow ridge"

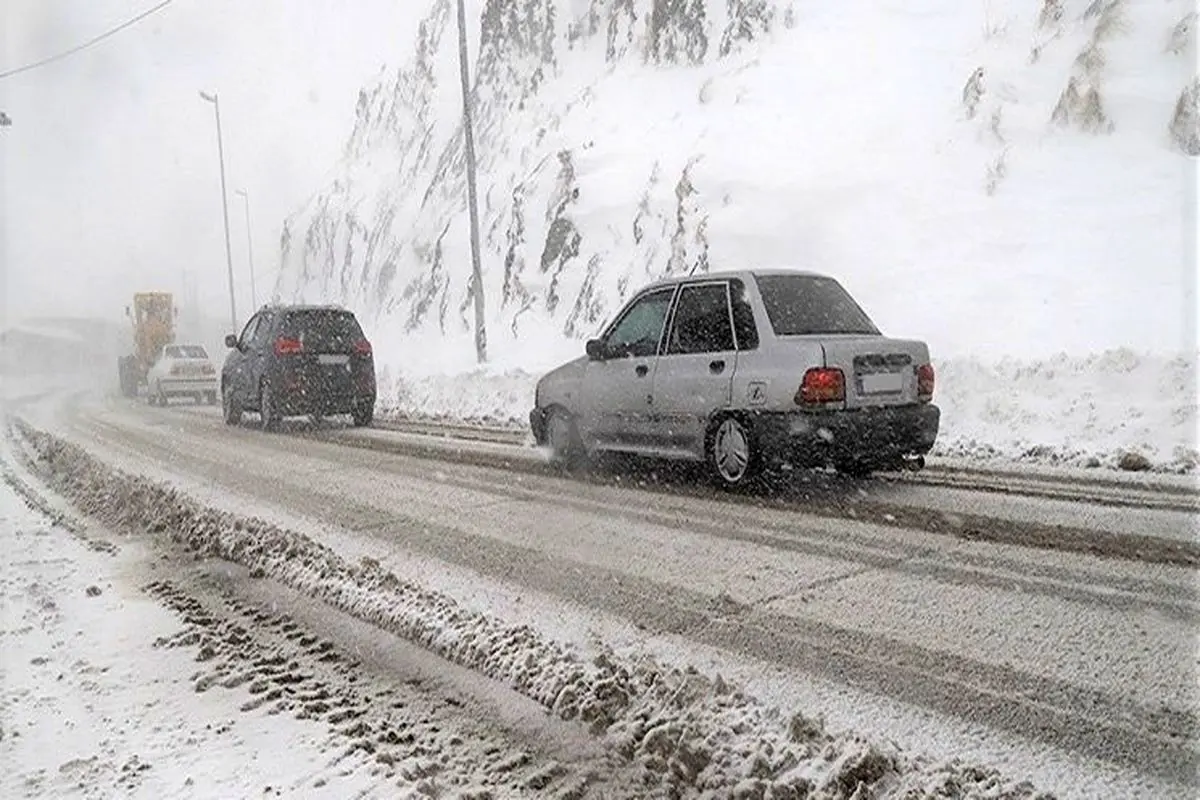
[10,418,1056,799]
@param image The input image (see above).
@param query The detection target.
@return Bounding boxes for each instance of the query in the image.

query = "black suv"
[221,304,376,430]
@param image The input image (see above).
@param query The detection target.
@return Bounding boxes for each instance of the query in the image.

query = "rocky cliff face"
[277,0,784,354]
[277,0,1195,370]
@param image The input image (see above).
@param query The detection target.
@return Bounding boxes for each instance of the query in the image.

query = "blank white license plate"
[317,354,350,366]
[860,372,904,394]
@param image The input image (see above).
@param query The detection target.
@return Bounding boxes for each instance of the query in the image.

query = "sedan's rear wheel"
[707,415,758,488]
[222,383,242,426]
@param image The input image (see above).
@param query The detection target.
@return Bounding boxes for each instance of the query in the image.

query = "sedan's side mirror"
[224,334,239,349]
[585,339,606,361]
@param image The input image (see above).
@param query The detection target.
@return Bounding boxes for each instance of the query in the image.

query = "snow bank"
[12,419,1055,799]
[377,348,1199,474]
[933,349,1197,473]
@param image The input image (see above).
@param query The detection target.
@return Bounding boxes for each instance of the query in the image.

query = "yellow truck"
[118,292,176,397]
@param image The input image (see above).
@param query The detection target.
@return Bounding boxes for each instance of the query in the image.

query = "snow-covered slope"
[275,0,1197,470]
[277,0,1196,371]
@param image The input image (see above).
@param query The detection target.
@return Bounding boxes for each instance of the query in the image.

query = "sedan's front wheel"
[707,415,759,488]
[545,408,584,469]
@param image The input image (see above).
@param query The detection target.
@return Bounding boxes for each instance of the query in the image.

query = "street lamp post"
[199,90,238,333]
[234,189,257,310]
[455,0,487,363]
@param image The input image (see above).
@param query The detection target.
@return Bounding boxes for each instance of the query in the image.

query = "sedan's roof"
[161,344,210,358]
[639,267,831,292]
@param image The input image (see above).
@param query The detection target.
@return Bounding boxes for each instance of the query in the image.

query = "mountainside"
[276,0,1197,374]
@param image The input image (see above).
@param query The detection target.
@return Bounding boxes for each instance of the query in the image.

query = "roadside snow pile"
[933,349,1198,474]
[377,364,538,427]
[13,419,1055,799]
[377,348,1199,474]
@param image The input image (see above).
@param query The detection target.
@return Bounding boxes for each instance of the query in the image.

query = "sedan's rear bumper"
[754,403,940,467]
[157,377,218,395]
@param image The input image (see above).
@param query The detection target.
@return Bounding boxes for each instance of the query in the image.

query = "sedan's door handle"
[635,364,649,377]
[709,359,726,374]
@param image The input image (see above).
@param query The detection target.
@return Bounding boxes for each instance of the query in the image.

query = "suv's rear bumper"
[275,390,375,417]
[754,403,940,467]
[269,360,375,417]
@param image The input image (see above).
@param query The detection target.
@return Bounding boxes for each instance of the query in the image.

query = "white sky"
[1,0,424,330]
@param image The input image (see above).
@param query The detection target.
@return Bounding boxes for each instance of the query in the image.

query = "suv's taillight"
[917,363,935,401]
[353,338,372,356]
[796,367,845,405]
[274,337,303,356]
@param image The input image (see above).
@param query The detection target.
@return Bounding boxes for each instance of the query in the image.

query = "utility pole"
[455,0,487,363]
[199,90,238,333]
[235,189,257,309]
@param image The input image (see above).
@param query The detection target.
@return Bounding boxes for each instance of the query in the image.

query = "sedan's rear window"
[175,345,208,359]
[753,274,880,336]
[282,310,364,352]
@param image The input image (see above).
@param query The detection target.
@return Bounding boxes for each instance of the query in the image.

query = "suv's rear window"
[753,274,880,336]
[282,310,364,352]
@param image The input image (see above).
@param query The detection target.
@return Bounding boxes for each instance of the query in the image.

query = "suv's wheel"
[707,415,758,488]
[545,407,584,468]
[260,381,282,432]
[222,383,242,426]
[351,404,373,428]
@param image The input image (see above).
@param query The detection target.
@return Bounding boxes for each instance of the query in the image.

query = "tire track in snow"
[51,409,1200,787]
[12,417,1075,799]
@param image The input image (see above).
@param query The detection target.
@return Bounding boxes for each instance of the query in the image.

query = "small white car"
[147,344,219,406]
[530,269,940,487]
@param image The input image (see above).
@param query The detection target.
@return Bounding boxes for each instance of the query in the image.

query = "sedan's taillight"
[169,364,182,376]
[201,363,215,375]
[274,337,303,356]
[796,367,845,405]
[917,363,935,402]
[353,338,372,356]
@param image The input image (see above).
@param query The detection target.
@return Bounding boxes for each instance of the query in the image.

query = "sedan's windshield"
[753,274,880,336]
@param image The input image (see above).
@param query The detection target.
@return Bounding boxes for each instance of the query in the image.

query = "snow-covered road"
[4,383,1198,799]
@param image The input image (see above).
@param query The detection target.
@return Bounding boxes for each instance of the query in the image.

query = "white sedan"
[147,344,219,406]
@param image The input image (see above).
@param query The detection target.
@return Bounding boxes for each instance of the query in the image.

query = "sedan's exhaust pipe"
[904,455,926,472]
